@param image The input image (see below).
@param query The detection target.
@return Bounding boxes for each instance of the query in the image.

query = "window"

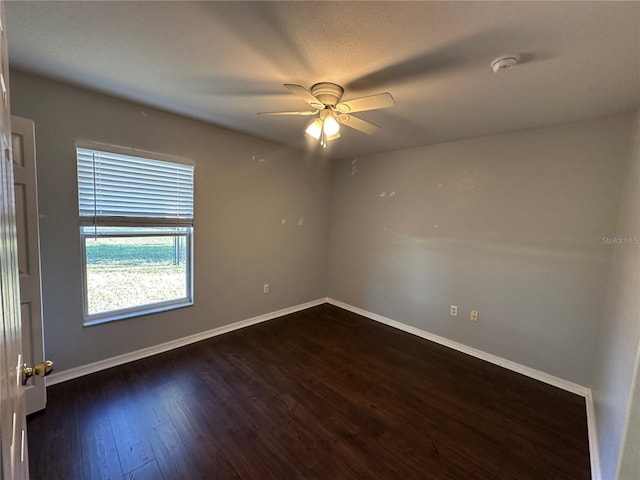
[76,142,194,325]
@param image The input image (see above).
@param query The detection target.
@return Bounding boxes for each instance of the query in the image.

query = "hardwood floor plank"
[80,420,122,480]
[28,304,591,479]
[146,419,198,479]
[122,459,163,480]
[29,459,83,480]
[107,377,156,475]
[26,382,82,480]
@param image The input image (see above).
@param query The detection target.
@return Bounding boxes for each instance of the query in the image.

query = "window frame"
[75,140,195,326]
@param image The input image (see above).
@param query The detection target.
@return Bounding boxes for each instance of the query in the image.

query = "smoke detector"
[490,55,520,74]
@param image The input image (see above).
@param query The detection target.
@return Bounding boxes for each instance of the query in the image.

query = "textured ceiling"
[5,1,640,159]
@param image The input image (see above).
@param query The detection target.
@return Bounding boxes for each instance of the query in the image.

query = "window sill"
[83,300,194,327]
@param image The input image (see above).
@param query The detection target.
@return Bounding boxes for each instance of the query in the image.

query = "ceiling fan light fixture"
[323,115,340,136]
[327,131,341,141]
[305,118,323,140]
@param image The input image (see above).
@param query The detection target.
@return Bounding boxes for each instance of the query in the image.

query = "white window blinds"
[77,147,194,226]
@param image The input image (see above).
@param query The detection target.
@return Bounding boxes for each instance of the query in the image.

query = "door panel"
[1,136,28,480]
[12,116,45,414]
[0,1,29,477]
[14,185,27,270]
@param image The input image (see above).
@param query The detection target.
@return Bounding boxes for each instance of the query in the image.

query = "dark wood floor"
[28,304,591,479]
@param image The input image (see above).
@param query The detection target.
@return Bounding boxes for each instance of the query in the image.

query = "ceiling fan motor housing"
[310,82,344,106]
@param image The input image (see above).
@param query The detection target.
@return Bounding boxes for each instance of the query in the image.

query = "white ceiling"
[5,1,640,159]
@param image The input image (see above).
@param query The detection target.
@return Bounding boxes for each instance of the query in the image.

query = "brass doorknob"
[21,360,54,385]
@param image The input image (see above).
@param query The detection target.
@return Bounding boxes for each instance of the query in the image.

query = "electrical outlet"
[470,310,479,322]
[263,284,270,294]
[450,305,458,317]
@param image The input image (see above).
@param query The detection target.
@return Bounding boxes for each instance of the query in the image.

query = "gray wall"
[328,113,635,386]
[593,109,640,480]
[9,70,331,372]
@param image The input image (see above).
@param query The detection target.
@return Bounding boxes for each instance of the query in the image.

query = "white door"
[12,116,46,414]
[0,1,29,477]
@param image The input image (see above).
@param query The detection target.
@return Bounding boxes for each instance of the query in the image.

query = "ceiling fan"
[258,82,395,148]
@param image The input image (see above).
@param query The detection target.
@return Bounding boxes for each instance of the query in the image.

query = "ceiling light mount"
[490,55,520,74]
[310,82,344,107]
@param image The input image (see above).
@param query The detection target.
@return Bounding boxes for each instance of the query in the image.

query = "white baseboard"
[46,298,326,386]
[325,297,600,480]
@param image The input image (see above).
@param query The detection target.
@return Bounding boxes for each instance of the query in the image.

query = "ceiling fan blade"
[336,114,379,135]
[335,93,395,113]
[284,84,325,109]
[257,110,317,116]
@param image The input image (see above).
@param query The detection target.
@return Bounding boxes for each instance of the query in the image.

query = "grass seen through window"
[85,235,188,315]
